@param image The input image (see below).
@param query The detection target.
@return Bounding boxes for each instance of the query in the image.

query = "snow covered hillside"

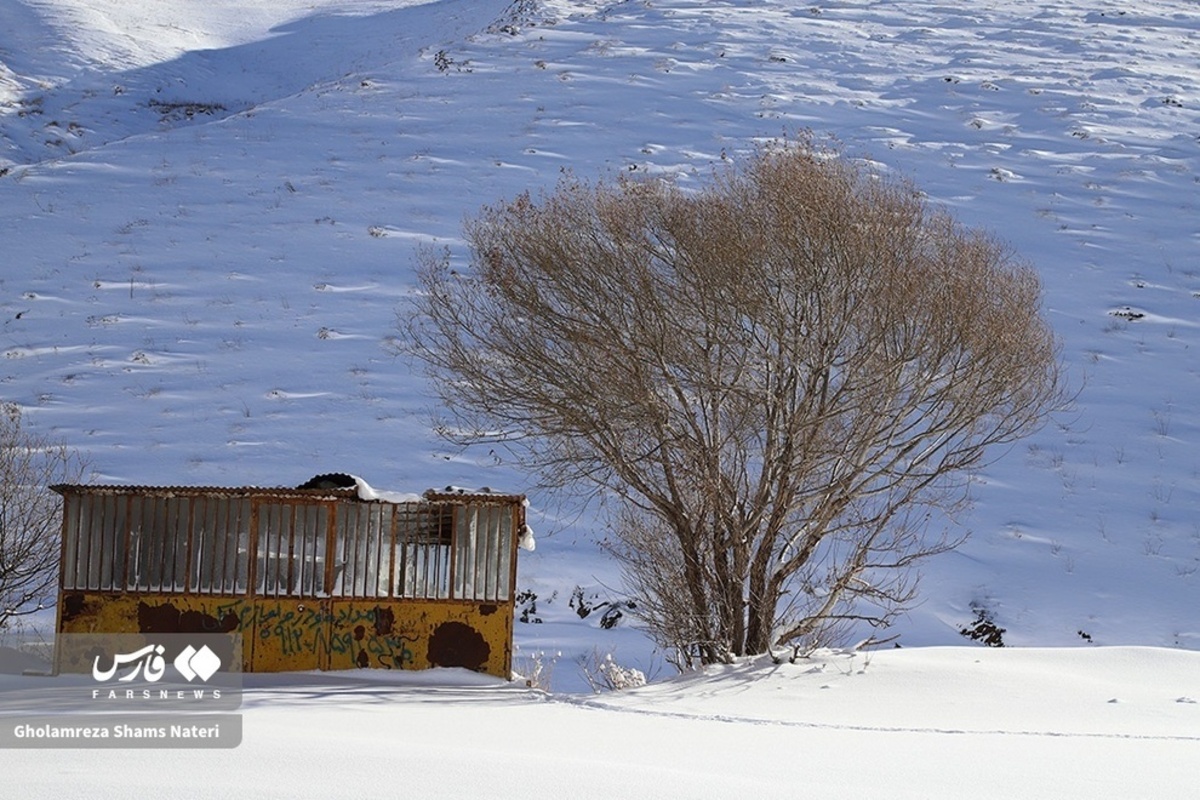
[0,0,1198,682]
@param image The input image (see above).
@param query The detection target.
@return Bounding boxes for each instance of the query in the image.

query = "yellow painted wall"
[57,592,513,678]
[323,599,512,675]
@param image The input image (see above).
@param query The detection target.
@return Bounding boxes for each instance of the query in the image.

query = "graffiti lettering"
[125,597,492,673]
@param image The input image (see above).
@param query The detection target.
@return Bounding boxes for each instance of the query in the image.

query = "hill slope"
[0,0,1197,680]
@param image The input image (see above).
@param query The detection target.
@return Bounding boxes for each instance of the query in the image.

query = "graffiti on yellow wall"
[58,593,513,678]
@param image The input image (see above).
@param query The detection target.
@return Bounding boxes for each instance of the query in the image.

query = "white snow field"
[0,0,1198,794]
[3,647,1199,798]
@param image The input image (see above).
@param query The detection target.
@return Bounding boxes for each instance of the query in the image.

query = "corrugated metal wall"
[59,491,517,604]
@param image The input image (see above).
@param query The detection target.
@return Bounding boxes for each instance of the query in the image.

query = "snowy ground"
[4,647,1199,798]
[0,0,1198,791]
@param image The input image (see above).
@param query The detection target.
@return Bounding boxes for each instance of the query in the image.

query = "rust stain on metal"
[136,601,238,634]
[373,606,395,636]
[427,621,490,672]
[478,603,498,617]
[60,593,89,622]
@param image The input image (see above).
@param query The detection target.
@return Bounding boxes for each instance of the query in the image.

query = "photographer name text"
[13,722,223,740]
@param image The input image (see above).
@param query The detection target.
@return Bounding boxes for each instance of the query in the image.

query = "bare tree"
[404,137,1066,667]
[0,404,87,629]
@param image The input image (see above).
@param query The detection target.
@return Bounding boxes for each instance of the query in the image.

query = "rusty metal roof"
[50,484,525,504]
[50,484,358,500]
[423,489,526,504]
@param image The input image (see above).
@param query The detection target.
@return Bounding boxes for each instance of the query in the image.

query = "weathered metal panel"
[325,599,513,675]
[57,592,514,678]
[249,598,330,672]
[454,504,512,602]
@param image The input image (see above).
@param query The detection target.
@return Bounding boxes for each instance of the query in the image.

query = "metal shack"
[51,482,526,678]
